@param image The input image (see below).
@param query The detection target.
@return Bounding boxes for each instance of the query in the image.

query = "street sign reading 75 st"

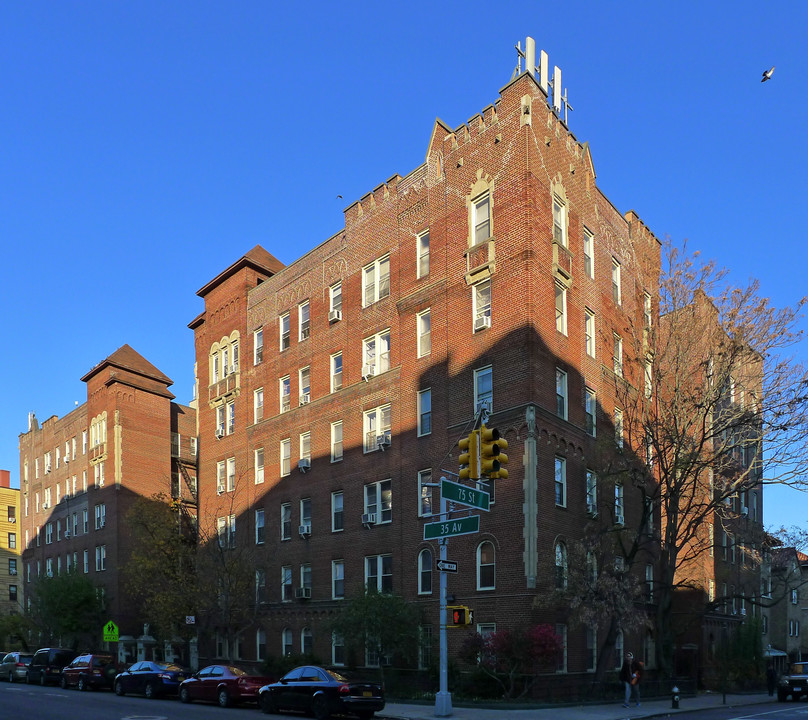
[423,515,480,540]
[441,478,490,511]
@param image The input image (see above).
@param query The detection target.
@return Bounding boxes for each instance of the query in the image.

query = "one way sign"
[437,560,458,573]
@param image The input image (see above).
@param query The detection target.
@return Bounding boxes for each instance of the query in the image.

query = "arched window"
[477,541,495,590]
[555,541,567,589]
[418,549,432,594]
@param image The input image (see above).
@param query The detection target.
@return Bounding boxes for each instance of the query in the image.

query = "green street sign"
[441,478,490,511]
[423,515,480,540]
[103,620,119,643]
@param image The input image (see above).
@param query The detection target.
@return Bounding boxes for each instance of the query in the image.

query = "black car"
[258,665,384,720]
[778,661,808,702]
[114,660,192,698]
[27,648,78,686]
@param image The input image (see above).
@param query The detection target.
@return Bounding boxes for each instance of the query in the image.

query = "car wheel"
[218,688,230,708]
[144,682,155,699]
[180,686,192,703]
[78,677,87,692]
[40,673,46,686]
[114,680,125,696]
[259,692,277,714]
[60,676,68,689]
[311,694,330,720]
[8,671,14,683]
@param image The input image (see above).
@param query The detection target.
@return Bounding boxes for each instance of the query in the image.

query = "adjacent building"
[0,470,21,617]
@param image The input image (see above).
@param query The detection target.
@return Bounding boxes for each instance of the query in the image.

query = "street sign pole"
[435,478,452,718]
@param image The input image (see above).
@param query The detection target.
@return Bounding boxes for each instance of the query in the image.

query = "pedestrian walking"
[767,663,777,697]
[619,651,643,707]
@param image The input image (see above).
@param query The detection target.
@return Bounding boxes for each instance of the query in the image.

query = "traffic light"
[447,605,473,626]
[479,425,508,479]
[458,430,479,481]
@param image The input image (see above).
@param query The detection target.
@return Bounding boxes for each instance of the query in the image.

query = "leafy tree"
[0,612,34,650]
[459,624,561,699]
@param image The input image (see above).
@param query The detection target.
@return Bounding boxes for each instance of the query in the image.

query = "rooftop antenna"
[539,50,549,94]
[550,65,563,114]
[561,87,574,125]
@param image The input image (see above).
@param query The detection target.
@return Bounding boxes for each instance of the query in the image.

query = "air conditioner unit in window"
[215,429,225,439]
[8,517,15,523]
[740,607,747,616]
[294,587,312,600]
[474,315,491,331]
[8,569,16,576]
[299,393,311,406]
[42,503,50,510]
[328,309,342,323]
[361,364,376,381]
[64,456,69,463]
[298,458,311,473]
[361,513,377,527]
[64,530,70,539]
[298,523,311,538]
[376,435,391,451]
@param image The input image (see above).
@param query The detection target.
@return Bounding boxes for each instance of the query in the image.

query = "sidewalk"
[380,691,776,720]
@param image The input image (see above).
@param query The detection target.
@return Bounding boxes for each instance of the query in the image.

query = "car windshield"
[227,666,248,676]
[792,663,806,674]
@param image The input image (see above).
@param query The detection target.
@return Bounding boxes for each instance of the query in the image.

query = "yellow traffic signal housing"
[447,605,474,626]
[458,430,479,481]
[479,425,508,478]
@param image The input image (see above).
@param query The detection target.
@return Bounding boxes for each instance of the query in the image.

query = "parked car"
[61,653,119,691]
[114,660,192,698]
[27,648,78,686]
[258,665,385,720]
[0,652,34,682]
[179,664,275,707]
[778,661,808,702]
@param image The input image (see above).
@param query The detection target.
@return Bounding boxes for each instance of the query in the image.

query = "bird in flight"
[761,66,775,82]
[336,195,343,200]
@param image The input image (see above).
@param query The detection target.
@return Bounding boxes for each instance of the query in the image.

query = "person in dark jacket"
[619,651,642,707]
[767,664,777,696]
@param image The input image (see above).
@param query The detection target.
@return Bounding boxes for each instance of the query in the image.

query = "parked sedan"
[258,665,384,720]
[0,652,34,682]
[114,660,192,698]
[179,664,275,707]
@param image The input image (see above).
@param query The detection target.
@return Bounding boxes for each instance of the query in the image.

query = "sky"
[1,1,806,533]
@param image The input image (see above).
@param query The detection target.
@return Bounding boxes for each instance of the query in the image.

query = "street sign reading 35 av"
[423,515,480,540]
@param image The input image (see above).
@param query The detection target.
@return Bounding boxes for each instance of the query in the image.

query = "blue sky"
[2,2,806,532]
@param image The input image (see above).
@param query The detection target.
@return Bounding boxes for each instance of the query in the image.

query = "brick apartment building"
[189,44,664,681]
[0,470,22,619]
[18,345,197,654]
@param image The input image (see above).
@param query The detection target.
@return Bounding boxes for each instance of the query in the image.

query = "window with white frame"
[279,376,291,413]
[585,309,595,357]
[298,301,310,341]
[362,255,390,307]
[363,330,391,377]
[279,312,290,351]
[644,292,652,329]
[331,491,343,532]
[254,389,264,423]
[417,230,430,278]
[417,309,431,357]
[615,483,625,524]
[255,569,267,604]
[554,542,567,589]
[299,432,311,466]
[556,369,568,420]
[614,408,624,449]
[216,405,226,436]
[227,457,235,492]
[585,387,596,436]
[299,367,311,404]
[281,567,292,602]
[584,228,594,278]
[331,421,343,462]
[95,545,106,571]
[644,357,653,399]
[474,366,493,414]
[365,554,393,593]
[332,560,344,599]
[555,282,567,334]
[331,352,343,392]
[645,563,654,602]
[217,514,236,549]
[256,629,267,661]
[94,503,106,530]
[418,548,433,594]
[586,470,598,515]
[418,626,433,670]
[280,439,291,477]
[254,448,264,484]
[280,503,291,541]
[216,461,226,494]
[254,328,264,364]
[363,404,391,452]
[418,469,433,517]
[332,633,345,665]
[613,334,623,376]
[417,388,432,436]
[365,479,392,524]
[473,279,491,330]
[477,541,495,589]
[552,196,567,247]
[330,282,342,315]
[612,259,621,305]
[555,457,566,507]
[255,509,265,545]
[472,193,491,245]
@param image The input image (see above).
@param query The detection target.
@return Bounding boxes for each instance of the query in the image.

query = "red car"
[179,664,274,707]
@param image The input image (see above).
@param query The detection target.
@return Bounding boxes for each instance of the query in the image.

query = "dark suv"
[61,653,119,691]
[778,662,808,702]
[27,648,78,686]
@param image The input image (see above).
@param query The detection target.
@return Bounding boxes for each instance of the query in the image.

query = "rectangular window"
[552,196,567,247]
[330,282,342,314]
[280,503,291,541]
[554,457,566,507]
[585,388,596,436]
[417,389,432,436]
[95,545,106,572]
[217,461,226,494]
[417,309,431,357]
[298,301,310,341]
[254,328,264,364]
[300,498,312,529]
[279,376,291,413]
[473,194,491,245]
[279,312,290,351]
[9,532,17,549]
[556,369,568,420]
[583,228,594,278]
[363,330,391,377]
[254,388,264,422]
[281,566,292,602]
[227,457,235,492]
[614,408,624,449]
[331,491,344,532]
[299,366,311,404]
[615,484,625,525]
[644,357,653,399]
[365,479,392,524]
[417,230,430,278]
[612,259,621,305]
[332,634,345,666]
[94,503,106,530]
[645,564,654,602]
[255,570,267,604]
[474,366,493,414]
[586,627,597,672]
[255,509,265,545]
[280,439,291,477]
[644,292,652,329]
[362,255,390,306]
[332,560,345,599]
[331,421,343,462]
[83,550,88,573]
[331,352,343,392]
[586,470,597,515]
[299,432,311,464]
[613,334,623,377]
[473,279,491,331]
[556,624,568,673]
[365,554,393,593]
[555,282,567,335]
[585,309,595,357]
[363,404,391,453]
[419,469,433,517]
[255,448,265,484]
